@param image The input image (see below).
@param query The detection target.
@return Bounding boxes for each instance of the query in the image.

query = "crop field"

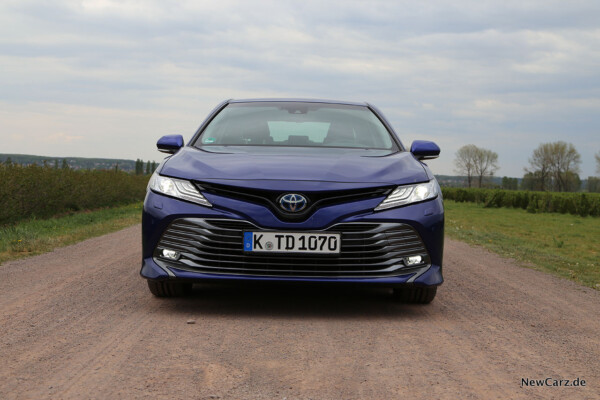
[442,187,600,217]
[444,200,600,289]
[0,163,148,225]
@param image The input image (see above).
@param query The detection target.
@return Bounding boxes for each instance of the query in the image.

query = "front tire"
[393,286,437,304]
[147,280,192,297]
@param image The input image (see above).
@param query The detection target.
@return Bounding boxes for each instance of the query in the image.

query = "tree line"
[4,157,72,170]
[3,157,159,175]
[135,159,159,175]
[454,142,600,193]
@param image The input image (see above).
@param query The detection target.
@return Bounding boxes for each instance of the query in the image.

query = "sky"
[1,0,599,178]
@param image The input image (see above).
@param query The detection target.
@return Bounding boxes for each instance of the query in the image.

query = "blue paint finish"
[141,99,444,290]
[166,267,421,285]
[410,140,441,160]
[159,147,429,185]
[157,134,184,154]
[140,257,170,279]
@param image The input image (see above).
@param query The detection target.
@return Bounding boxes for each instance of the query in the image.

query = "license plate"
[243,231,340,254]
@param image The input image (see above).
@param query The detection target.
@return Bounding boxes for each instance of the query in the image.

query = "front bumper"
[141,190,444,286]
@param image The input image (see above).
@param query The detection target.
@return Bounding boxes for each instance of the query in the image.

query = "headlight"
[375,180,438,211]
[148,172,212,207]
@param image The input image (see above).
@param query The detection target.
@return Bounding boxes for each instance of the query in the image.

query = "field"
[442,187,600,216]
[0,203,142,265]
[0,163,148,225]
[444,200,600,289]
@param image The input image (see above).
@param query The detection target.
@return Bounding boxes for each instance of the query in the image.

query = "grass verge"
[444,200,600,289]
[0,202,142,265]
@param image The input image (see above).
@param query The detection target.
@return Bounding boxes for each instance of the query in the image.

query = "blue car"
[141,99,444,303]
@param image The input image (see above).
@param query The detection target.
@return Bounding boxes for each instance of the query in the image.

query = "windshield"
[194,102,396,150]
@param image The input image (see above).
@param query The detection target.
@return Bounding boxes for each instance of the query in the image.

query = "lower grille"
[154,218,430,278]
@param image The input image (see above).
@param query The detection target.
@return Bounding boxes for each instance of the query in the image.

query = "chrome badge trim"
[278,193,308,213]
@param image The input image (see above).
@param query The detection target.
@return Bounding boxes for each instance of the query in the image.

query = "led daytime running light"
[149,172,212,207]
[375,181,437,211]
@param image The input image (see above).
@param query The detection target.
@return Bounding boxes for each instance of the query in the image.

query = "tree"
[502,176,518,190]
[54,159,59,169]
[135,159,144,175]
[454,145,498,188]
[596,151,600,175]
[521,172,540,191]
[61,159,69,169]
[473,148,499,188]
[145,161,151,175]
[525,141,581,192]
[552,142,581,192]
[525,143,553,191]
[454,145,477,188]
[564,171,581,192]
[588,177,600,193]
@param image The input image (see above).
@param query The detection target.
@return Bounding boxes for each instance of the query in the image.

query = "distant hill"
[0,154,141,172]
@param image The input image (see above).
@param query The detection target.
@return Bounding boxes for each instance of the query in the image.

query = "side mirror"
[410,140,440,160]
[157,135,184,154]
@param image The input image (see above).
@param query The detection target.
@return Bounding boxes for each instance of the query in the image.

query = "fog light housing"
[162,249,180,260]
[404,255,423,266]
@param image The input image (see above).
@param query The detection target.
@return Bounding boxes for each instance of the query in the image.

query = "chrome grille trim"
[196,182,393,222]
[154,218,430,278]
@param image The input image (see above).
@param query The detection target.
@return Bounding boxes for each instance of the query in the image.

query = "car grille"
[154,218,430,278]
[196,181,393,222]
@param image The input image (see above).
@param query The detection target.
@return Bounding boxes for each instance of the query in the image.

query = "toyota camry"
[141,99,444,303]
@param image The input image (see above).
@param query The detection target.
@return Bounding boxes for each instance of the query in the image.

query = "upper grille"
[154,218,430,278]
[196,181,392,222]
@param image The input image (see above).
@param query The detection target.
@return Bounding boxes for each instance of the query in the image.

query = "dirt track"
[1,225,599,400]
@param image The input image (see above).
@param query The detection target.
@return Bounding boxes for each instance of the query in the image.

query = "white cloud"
[0,0,599,177]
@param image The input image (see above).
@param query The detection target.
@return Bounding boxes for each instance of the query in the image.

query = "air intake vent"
[154,218,430,278]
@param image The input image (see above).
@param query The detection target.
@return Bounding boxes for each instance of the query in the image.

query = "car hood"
[160,146,429,188]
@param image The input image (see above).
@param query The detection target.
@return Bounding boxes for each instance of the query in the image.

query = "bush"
[0,163,149,225]
[441,187,600,217]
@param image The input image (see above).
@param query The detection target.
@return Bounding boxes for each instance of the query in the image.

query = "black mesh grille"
[154,218,430,278]
[196,181,392,222]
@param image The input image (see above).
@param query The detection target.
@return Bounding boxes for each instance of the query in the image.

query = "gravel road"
[1,225,599,399]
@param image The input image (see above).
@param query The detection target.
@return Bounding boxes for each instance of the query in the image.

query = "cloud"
[43,132,84,144]
[0,0,599,177]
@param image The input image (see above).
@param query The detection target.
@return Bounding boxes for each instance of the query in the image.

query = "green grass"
[0,202,142,265]
[444,200,600,289]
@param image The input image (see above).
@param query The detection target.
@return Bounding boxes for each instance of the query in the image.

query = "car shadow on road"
[151,282,438,319]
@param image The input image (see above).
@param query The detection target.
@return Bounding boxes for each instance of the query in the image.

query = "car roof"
[228,98,369,107]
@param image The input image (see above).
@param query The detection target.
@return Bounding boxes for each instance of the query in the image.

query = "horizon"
[0,152,588,182]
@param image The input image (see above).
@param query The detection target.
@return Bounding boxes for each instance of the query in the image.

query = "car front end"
[141,99,444,303]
